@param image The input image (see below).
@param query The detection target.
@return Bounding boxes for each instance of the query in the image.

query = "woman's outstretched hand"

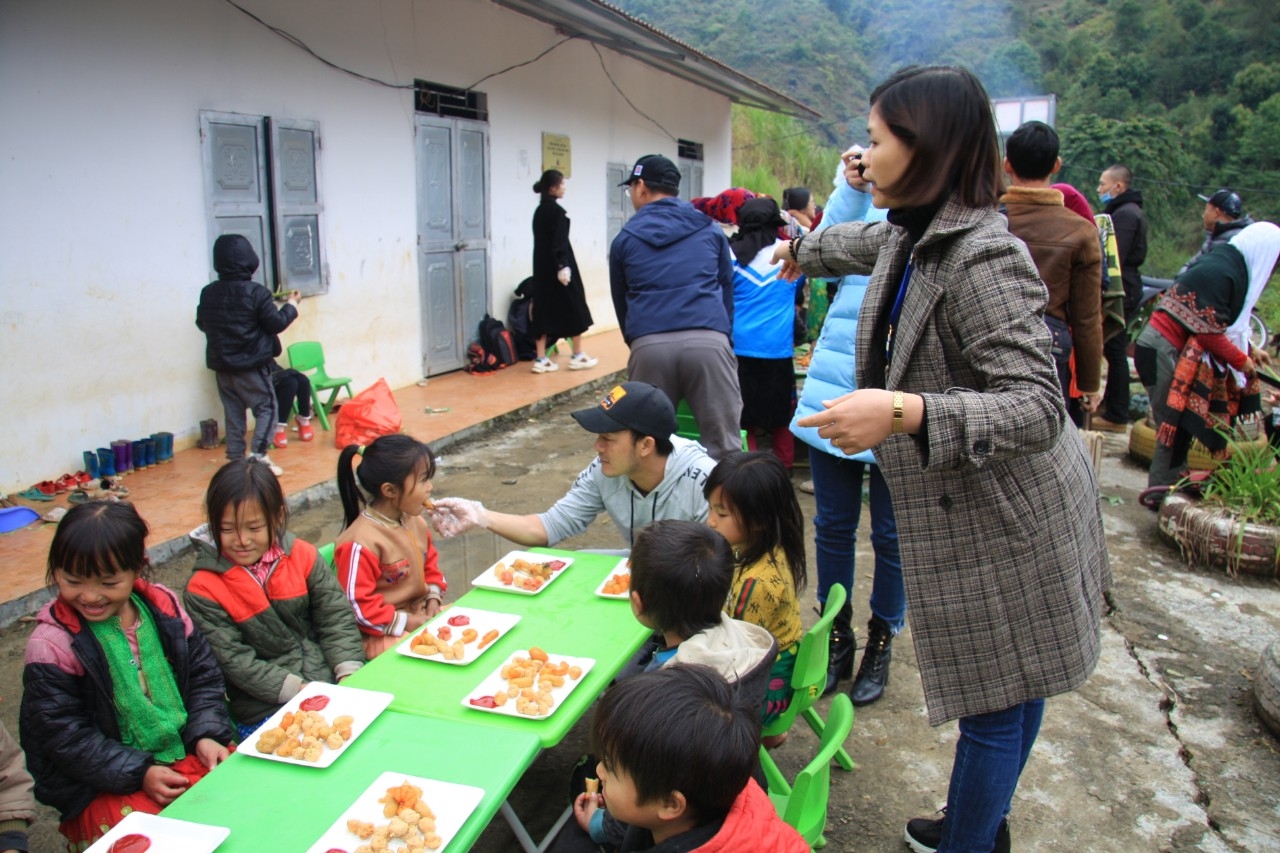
[795,389,895,454]
[769,242,804,281]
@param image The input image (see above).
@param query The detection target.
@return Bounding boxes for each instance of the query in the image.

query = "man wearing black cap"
[429,382,716,550]
[609,154,744,460]
[1178,189,1253,276]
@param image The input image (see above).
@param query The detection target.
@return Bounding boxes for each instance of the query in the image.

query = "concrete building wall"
[0,0,731,491]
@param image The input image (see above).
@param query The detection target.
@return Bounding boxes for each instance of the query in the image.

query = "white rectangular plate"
[463,651,595,721]
[594,558,632,600]
[469,551,574,596]
[86,811,229,853]
[394,606,521,665]
[243,681,392,769]
[305,771,484,853]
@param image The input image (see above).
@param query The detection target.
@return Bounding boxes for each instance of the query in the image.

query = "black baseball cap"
[619,155,681,191]
[571,382,678,439]
[1197,189,1243,219]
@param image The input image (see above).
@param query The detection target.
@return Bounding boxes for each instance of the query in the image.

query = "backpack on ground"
[466,314,517,374]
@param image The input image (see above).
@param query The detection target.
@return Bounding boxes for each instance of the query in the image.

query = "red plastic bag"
[334,378,403,448]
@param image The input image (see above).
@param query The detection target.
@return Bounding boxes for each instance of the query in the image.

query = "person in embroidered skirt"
[529,169,598,373]
[334,434,447,658]
[1134,221,1280,488]
[20,501,233,851]
[185,458,366,739]
[776,65,1110,853]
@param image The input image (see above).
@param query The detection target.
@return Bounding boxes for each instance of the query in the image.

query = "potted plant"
[1157,436,1280,578]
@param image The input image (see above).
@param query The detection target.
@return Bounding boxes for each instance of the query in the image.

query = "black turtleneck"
[886,198,945,247]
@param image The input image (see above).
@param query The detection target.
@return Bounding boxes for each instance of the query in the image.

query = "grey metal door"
[416,115,490,375]
[201,111,273,288]
[269,118,327,294]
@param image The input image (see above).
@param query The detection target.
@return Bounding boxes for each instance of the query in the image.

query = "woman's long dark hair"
[337,434,436,528]
[869,65,1003,209]
[703,452,807,592]
[533,169,563,196]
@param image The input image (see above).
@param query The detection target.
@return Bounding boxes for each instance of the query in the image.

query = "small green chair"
[674,399,749,451]
[318,542,336,569]
[759,583,855,798]
[287,341,354,431]
[769,693,855,848]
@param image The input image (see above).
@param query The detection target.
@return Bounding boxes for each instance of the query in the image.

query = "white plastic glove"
[557,267,572,286]
[427,497,489,538]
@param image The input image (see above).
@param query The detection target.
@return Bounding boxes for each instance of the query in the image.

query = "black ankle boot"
[850,615,893,706]
[823,601,855,697]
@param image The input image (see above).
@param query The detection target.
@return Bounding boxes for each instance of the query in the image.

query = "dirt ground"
[4,385,1280,852]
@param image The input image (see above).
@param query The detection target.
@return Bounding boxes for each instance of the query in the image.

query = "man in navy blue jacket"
[609,155,743,460]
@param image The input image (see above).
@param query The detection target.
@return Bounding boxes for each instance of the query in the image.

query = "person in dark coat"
[1092,165,1148,431]
[529,170,597,374]
[195,234,300,471]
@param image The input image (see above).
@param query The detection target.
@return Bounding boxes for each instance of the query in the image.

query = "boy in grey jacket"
[431,382,716,550]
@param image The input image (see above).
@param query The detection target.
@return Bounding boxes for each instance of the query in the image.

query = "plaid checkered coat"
[798,196,1111,725]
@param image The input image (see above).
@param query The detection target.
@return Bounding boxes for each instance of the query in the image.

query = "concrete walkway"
[0,329,630,627]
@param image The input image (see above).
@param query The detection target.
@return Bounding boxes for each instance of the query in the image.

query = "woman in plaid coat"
[781,66,1111,853]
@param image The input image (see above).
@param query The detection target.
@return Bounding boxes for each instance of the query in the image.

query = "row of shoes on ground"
[86,433,175,479]
[531,352,599,373]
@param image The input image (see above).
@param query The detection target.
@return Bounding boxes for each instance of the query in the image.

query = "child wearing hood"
[195,234,300,475]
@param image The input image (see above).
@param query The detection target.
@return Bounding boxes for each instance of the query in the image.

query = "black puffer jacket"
[19,580,232,821]
[195,234,298,371]
[1104,189,1148,315]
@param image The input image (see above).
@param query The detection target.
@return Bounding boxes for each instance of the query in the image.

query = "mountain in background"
[613,0,1280,276]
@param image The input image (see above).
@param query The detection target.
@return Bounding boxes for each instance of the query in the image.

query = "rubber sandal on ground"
[17,487,55,502]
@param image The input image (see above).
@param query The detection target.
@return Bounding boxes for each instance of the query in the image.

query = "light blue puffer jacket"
[789,168,888,464]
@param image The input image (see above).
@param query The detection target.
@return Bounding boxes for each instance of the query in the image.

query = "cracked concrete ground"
[3,390,1278,851]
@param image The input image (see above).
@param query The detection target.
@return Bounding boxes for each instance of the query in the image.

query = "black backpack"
[466,314,517,374]
[507,278,538,361]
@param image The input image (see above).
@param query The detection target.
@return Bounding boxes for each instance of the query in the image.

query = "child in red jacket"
[334,435,447,658]
[566,664,807,853]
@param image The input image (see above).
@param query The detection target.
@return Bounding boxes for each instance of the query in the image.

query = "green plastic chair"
[287,341,354,431]
[759,583,854,797]
[769,693,855,848]
[318,542,336,570]
[674,399,749,451]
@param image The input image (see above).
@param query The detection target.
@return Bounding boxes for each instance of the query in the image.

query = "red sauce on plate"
[108,834,152,853]
[324,849,349,853]
[548,560,567,570]
[447,614,471,626]
[469,695,498,708]
[299,695,330,712]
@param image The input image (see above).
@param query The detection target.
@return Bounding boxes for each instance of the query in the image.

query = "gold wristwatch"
[891,390,905,434]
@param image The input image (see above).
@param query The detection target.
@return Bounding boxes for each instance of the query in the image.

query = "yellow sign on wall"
[542,133,571,177]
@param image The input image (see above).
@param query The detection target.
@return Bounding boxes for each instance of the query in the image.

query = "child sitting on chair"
[572,664,808,852]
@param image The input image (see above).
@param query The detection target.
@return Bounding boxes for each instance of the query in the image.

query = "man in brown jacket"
[1001,121,1104,426]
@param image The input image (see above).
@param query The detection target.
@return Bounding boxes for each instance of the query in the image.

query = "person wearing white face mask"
[1092,165,1148,432]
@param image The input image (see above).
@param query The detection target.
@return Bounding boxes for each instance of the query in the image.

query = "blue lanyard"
[885,261,914,363]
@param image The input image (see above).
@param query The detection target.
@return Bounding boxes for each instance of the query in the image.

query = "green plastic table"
[344,548,650,749]
[161,710,540,852]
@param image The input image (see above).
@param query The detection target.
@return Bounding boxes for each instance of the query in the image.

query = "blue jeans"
[939,699,1045,853]
[809,450,905,632]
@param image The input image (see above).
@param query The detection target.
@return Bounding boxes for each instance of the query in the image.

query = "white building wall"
[0,0,731,491]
